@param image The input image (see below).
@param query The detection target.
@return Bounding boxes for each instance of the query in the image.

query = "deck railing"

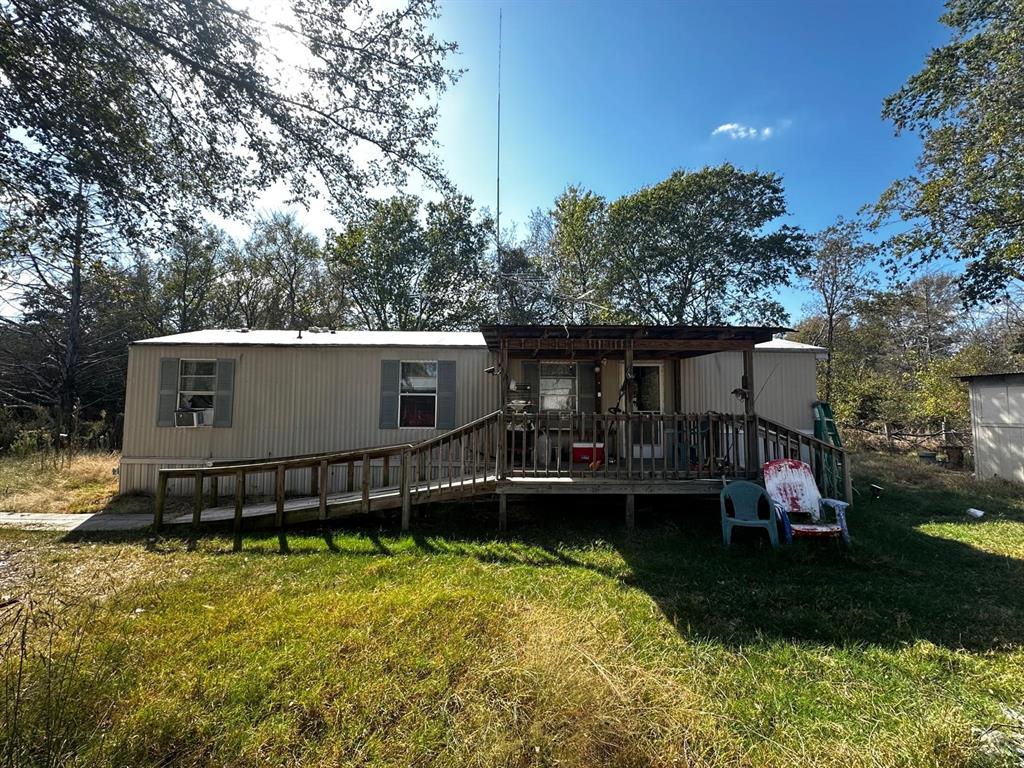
[153,442,412,535]
[499,410,850,499]
[400,410,503,528]
[152,409,850,534]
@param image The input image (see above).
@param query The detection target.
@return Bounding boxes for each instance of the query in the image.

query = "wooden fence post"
[191,470,204,530]
[400,449,411,531]
[318,460,328,520]
[275,464,285,528]
[154,471,168,532]
[361,452,370,514]
[233,470,244,550]
[497,411,507,480]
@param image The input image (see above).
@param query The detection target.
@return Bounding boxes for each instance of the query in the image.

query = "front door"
[630,362,663,458]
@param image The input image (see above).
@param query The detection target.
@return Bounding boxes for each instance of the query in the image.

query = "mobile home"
[120,325,847,529]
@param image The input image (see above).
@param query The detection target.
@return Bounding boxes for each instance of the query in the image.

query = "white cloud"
[711,122,781,141]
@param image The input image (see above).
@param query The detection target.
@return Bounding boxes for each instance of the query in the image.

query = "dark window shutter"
[213,358,235,427]
[577,362,597,414]
[157,358,179,426]
[379,359,400,429]
[436,360,457,430]
[521,360,540,412]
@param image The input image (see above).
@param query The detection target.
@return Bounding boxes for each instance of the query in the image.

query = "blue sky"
[240,0,951,322]
[423,0,950,320]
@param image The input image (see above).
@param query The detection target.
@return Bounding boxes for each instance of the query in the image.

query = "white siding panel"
[978,384,1010,424]
[121,344,497,494]
[967,376,1024,484]
[678,351,818,432]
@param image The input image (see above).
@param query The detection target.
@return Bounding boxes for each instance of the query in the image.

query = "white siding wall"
[120,343,496,494]
[969,376,1024,483]
[678,351,819,433]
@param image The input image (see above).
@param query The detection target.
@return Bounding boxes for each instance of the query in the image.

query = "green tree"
[802,218,877,402]
[496,244,550,324]
[796,271,1023,433]
[529,186,610,323]
[1,0,456,432]
[605,165,808,325]
[330,195,493,331]
[158,220,235,334]
[874,0,1024,304]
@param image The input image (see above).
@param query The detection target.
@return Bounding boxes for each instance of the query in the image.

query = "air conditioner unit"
[174,409,204,428]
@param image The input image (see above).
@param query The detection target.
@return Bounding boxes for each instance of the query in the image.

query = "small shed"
[958,371,1024,484]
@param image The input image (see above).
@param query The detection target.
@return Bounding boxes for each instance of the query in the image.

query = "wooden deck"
[163,474,729,528]
[154,410,851,533]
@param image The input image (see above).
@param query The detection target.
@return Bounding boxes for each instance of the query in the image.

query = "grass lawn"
[2,452,1023,767]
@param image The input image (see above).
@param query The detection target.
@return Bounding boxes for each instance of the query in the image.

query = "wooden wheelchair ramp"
[155,412,504,532]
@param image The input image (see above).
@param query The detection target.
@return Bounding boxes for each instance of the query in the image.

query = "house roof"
[132,329,488,348]
[131,327,825,353]
[755,337,826,353]
[479,324,792,354]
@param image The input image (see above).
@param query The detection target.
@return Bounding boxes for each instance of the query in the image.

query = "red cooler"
[572,442,605,464]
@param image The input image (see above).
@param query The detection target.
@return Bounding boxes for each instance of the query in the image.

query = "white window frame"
[177,358,217,427]
[398,360,438,429]
[538,361,578,413]
[631,361,664,414]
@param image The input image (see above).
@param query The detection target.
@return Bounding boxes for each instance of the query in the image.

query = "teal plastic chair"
[720,481,780,549]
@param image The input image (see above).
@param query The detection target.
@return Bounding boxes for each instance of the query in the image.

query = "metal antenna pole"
[495,8,503,322]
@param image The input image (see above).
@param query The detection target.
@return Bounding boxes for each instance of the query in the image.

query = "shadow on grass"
[64,474,1024,652]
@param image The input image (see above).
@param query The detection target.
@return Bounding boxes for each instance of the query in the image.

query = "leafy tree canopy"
[0,0,458,230]
[527,186,609,323]
[329,194,494,331]
[874,0,1024,304]
[604,164,808,325]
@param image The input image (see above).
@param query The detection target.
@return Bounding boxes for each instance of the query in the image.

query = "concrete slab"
[0,512,152,532]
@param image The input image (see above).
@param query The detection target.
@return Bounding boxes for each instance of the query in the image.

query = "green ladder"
[813,402,842,448]
[813,402,844,494]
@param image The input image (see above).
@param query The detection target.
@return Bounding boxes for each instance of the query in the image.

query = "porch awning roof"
[479,324,790,354]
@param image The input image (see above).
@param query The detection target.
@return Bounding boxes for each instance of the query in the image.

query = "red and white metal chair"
[763,458,851,547]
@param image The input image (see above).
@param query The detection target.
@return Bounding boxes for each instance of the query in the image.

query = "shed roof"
[956,371,1024,382]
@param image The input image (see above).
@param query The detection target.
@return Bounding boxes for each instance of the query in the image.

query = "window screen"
[539,363,577,412]
[177,359,216,425]
[399,361,437,427]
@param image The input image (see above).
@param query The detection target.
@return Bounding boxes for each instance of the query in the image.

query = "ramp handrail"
[152,409,850,536]
[154,442,412,533]
[400,410,503,529]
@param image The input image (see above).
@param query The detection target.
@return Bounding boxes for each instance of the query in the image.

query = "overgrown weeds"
[0,453,141,515]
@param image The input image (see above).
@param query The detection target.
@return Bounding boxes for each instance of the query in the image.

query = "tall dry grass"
[0,453,138,515]
[444,602,729,767]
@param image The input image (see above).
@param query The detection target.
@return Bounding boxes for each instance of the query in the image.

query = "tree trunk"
[60,186,86,435]
[824,315,835,403]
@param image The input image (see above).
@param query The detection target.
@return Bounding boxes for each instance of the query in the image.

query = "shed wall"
[968,377,1024,483]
